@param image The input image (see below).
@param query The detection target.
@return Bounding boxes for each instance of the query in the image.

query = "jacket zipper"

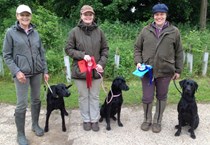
[28,36,34,74]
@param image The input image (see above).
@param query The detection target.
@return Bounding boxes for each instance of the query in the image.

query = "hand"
[44,73,49,82]
[172,73,180,80]
[84,55,91,62]
[16,71,26,83]
[96,64,103,72]
[136,63,141,69]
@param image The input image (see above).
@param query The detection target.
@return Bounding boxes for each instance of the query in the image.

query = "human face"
[16,12,32,29]
[154,12,167,27]
[81,12,94,25]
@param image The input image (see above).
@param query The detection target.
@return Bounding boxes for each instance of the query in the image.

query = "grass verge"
[0,77,210,109]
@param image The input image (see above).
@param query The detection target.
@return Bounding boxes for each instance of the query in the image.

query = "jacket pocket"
[158,58,175,73]
[35,54,44,72]
[73,62,86,78]
[16,55,32,74]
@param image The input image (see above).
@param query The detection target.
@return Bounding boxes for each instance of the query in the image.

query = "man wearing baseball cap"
[134,3,183,133]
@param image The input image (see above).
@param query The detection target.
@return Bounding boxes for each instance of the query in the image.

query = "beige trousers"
[74,79,101,123]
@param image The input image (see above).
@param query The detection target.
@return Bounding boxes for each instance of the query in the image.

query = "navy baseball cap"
[152,3,168,14]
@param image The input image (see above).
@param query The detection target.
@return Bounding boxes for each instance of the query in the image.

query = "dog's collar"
[106,89,121,104]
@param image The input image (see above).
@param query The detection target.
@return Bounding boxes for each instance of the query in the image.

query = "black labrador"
[99,76,129,130]
[175,79,199,139]
[44,83,72,132]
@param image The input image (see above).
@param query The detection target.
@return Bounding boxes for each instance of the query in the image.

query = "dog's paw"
[106,126,111,131]
[44,127,49,132]
[99,117,103,122]
[118,122,123,127]
[175,125,179,129]
[62,127,67,132]
[190,134,196,139]
[175,131,181,136]
[64,111,69,116]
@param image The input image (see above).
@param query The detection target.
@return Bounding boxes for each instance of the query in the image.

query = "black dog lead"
[173,80,182,94]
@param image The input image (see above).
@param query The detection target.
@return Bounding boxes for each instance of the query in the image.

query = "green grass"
[1,77,210,109]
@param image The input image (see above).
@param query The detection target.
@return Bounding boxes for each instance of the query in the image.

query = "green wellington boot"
[15,111,28,145]
[141,103,153,131]
[152,99,167,133]
[31,102,44,136]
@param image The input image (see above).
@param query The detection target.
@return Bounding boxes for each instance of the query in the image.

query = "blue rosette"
[132,64,153,84]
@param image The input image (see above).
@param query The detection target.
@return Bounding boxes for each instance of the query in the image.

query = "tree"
[199,0,208,30]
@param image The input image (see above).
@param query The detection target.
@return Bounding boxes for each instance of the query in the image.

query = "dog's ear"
[194,81,198,92]
[179,79,186,88]
[66,84,72,89]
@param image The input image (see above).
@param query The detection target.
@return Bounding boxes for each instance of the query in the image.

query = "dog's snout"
[125,85,129,91]
[65,91,71,97]
[185,85,192,93]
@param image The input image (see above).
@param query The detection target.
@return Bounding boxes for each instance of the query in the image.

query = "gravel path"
[0,103,210,145]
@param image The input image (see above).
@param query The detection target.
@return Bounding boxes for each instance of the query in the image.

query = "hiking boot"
[83,122,91,131]
[141,122,151,131]
[152,123,161,133]
[91,122,99,132]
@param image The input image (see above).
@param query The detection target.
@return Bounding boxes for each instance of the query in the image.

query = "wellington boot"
[15,111,29,145]
[141,103,153,131]
[152,99,167,133]
[31,102,44,136]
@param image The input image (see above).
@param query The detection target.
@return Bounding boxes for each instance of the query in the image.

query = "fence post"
[186,52,193,73]
[202,52,209,76]
[0,56,4,76]
[183,51,186,64]
[114,47,120,69]
[64,56,71,83]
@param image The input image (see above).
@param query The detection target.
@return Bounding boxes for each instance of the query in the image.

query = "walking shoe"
[152,123,161,133]
[91,122,99,132]
[83,122,91,131]
[141,122,151,131]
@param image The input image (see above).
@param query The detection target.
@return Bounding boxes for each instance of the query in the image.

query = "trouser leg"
[74,79,90,122]
[30,74,44,136]
[14,78,29,145]
[89,79,101,123]
[152,77,171,133]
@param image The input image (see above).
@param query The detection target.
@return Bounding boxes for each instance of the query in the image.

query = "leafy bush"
[46,50,65,75]
[32,6,63,51]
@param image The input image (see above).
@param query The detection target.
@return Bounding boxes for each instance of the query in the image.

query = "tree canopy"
[0,0,209,25]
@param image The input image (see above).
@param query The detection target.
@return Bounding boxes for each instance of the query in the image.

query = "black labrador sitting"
[44,83,72,132]
[175,79,199,139]
[99,76,129,130]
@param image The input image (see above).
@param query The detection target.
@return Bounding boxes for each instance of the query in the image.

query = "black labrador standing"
[44,83,72,132]
[99,76,129,130]
[175,79,199,139]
